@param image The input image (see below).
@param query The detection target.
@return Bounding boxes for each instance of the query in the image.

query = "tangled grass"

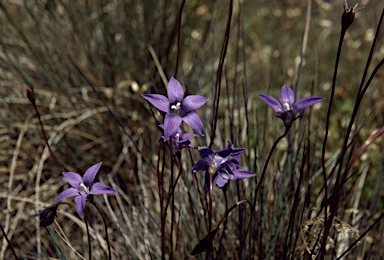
[0,0,383,259]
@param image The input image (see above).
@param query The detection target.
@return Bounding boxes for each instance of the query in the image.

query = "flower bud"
[342,2,359,31]
[38,206,58,227]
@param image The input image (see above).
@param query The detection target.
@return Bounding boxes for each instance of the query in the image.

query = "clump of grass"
[0,1,383,259]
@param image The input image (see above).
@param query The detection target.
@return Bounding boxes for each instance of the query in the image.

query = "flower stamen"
[282,102,291,111]
[80,183,90,194]
[171,102,181,111]
[175,133,180,143]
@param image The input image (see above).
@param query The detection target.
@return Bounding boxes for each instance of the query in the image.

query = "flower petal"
[232,169,256,180]
[90,182,116,195]
[181,95,208,113]
[257,94,282,113]
[54,187,80,203]
[83,162,102,187]
[197,147,214,159]
[192,159,208,173]
[167,77,184,104]
[63,172,83,190]
[142,94,170,113]
[214,175,229,188]
[163,114,183,140]
[74,194,87,217]
[180,132,196,141]
[217,147,232,158]
[182,112,205,136]
[294,96,325,113]
[279,85,295,106]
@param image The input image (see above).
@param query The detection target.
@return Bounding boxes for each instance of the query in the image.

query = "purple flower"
[159,125,196,151]
[54,162,116,217]
[142,77,208,139]
[192,142,255,191]
[258,85,324,125]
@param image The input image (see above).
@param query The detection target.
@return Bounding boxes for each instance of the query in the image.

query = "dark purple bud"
[26,86,36,105]
[38,206,58,227]
[342,1,359,31]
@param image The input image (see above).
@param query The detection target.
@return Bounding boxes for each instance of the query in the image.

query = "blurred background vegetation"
[0,0,383,258]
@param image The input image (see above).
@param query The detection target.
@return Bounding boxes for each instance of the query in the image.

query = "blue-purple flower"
[159,125,196,151]
[192,142,255,191]
[258,85,324,125]
[54,162,116,217]
[142,77,208,139]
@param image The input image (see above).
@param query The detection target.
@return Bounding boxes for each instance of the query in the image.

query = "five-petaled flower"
[55,162,116,217]
[142,77,208,139]
[159,125,196,151]
[192,142,255,191]
[258,85,324,125]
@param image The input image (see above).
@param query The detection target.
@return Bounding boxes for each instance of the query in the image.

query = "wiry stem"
[209,0,233,147]
[91,201,112,260]
[241,125,291,252]
[320,8,384,257]
[174,0,187,78]
[0,223,18,260]
[84,207,92,260]
[26,87,69,172]
[319,27,346,258]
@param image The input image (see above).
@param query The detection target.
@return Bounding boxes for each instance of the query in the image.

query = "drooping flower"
[192,142,255,191]
[54,162,116,217]
[159,125,196,151]
[258,85,324,125]
[38,205,58,227]
[142,77,208,139]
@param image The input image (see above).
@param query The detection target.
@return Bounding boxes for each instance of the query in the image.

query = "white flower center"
[282,102,291,111]
[171,102,181,111]
[80,183,90,194]
[175,133,180,143]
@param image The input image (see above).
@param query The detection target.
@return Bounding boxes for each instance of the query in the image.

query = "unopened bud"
[26,86,36,105]
[38,205,58,227]
[342,1,359,31]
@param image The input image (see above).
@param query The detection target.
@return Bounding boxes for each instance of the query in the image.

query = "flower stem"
[26,87,69,172]
[241,125,290,252]
[320,26,346,257]
[320,9,384,257]
[91,201,112,260]
[0,223,18,260]
[84,208,92,260]
[209,172,213,232]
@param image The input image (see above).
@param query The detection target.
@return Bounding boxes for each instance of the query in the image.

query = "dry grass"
[0,0,383,259]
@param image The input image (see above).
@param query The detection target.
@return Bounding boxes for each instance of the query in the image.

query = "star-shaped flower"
[142,77,208,139]
[54,162,116,217]
[192,142,255,191]
[258,85,324,125]
[159,125,196,151]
